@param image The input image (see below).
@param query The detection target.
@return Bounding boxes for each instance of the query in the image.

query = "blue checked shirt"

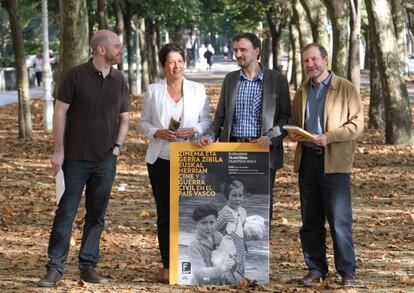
[231,69,264,138]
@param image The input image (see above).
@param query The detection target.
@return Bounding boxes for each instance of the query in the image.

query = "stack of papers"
[283,125,316,140]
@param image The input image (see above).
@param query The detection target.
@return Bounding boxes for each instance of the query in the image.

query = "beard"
[105,54,122,65]
[306,67,324,79]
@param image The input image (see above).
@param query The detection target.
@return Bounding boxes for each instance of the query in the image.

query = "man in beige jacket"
[289,43,363,287]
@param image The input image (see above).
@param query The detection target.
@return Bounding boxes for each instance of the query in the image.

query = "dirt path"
[0,84,413,293]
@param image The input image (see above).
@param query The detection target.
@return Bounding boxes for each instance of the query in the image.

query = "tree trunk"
[362,23,370,70]
[289,21,302,88]
[266,7,287,71]
[56,0,89,93]
[261,30,271,69]
[348,0,361,93]
[139,18,149,92]
[366,0,413,144]
[390,0,407,74]
[300,0,329,49]
[87,0,94,43]
[292,0,312,82]
[122,2,136,95]
[2,0,32,139]
[286,40,293,82]
[368,21,384,129]
[145,17,159,83]
[97,0,108,29]
[407,29,414,56]
[0,15,10,59]
[170,26,183,46]
[42,0,53,132]
[113,0,124,71]
[323,0,349,78]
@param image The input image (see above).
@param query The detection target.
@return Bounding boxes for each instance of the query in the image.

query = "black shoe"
[80,268,108,284]
[37,270,62,287]
[299,272,322,286]
[341,272,356,286]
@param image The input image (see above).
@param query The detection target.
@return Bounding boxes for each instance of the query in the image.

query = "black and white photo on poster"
[174,148,269,285]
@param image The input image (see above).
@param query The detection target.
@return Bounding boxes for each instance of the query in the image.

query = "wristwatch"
[192,127,199,139]
[114,143,122,150]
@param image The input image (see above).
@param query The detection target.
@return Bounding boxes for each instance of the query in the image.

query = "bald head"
[90,30,119,55]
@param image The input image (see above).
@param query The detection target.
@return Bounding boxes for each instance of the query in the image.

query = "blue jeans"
[46,155,117,274]
[298,148,356,277]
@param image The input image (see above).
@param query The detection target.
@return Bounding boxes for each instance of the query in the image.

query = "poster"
[170,142,269,285]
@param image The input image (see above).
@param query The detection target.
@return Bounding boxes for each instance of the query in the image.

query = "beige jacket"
[290,72,364,173]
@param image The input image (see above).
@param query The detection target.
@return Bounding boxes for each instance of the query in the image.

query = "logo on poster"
[182,262,191,274]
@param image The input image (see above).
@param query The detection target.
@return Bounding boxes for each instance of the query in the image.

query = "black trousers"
[147,158,170,269]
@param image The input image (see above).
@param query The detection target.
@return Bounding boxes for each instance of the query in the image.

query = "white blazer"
[139,78,212,164]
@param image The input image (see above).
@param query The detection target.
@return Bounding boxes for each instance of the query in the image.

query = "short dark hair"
[233,32,261,59]
[223,179,246,200]
[302,43,328,59]
[192,203,218,222]
[158,43,185,67]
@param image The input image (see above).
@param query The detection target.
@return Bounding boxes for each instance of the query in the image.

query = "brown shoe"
[80,268,108,284]
[341,272,356,286]
[157,267,169,284]
[37,270,62,287]
[299,272,322,286]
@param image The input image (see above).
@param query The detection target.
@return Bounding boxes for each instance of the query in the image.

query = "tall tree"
[113,0,124,71]
[1,0,32,139]
[348,0,361,92]
[121,0,137,94]
[266,2,289,71]
[390,0,407,74]
[42,0,53,131]
[261,30,271,68]
[366,0,413,144]
[289,20,302,88]
[291,0,312,81]
[97,0,109,29]
[0,10,10,60]
[56,0,89,92]
[145,17,159,83]
[323,0,349,78]
[367,20,385,129]
[138,17,149,92]
[299,0,329,49]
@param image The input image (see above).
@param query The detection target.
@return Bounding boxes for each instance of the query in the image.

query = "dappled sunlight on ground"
[0,84,413,292]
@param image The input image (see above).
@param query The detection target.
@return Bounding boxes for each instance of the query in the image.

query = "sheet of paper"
[55,168,65,205]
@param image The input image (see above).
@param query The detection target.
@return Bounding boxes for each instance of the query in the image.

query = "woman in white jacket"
[139,43,211,283]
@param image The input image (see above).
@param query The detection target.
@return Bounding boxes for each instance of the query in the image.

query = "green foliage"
[0,0,60,60]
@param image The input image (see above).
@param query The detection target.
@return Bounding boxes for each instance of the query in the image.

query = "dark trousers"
[147,158,170,269]
[35,71,42,86]
[298,148,356,277]
[46,156,117,274]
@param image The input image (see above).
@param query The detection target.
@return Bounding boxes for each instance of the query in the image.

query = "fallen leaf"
[139,210,150,219]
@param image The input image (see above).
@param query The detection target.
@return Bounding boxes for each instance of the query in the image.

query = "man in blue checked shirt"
[196,32,291,235]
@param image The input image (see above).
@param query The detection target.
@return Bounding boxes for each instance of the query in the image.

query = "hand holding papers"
[55,168,65,205]
[283,125,316,140]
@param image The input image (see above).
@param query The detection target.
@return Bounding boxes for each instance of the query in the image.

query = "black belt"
[303,145,324,155]
[229,136,257,142]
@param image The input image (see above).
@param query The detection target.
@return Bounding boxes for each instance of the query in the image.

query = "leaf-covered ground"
[0,84,413,293]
